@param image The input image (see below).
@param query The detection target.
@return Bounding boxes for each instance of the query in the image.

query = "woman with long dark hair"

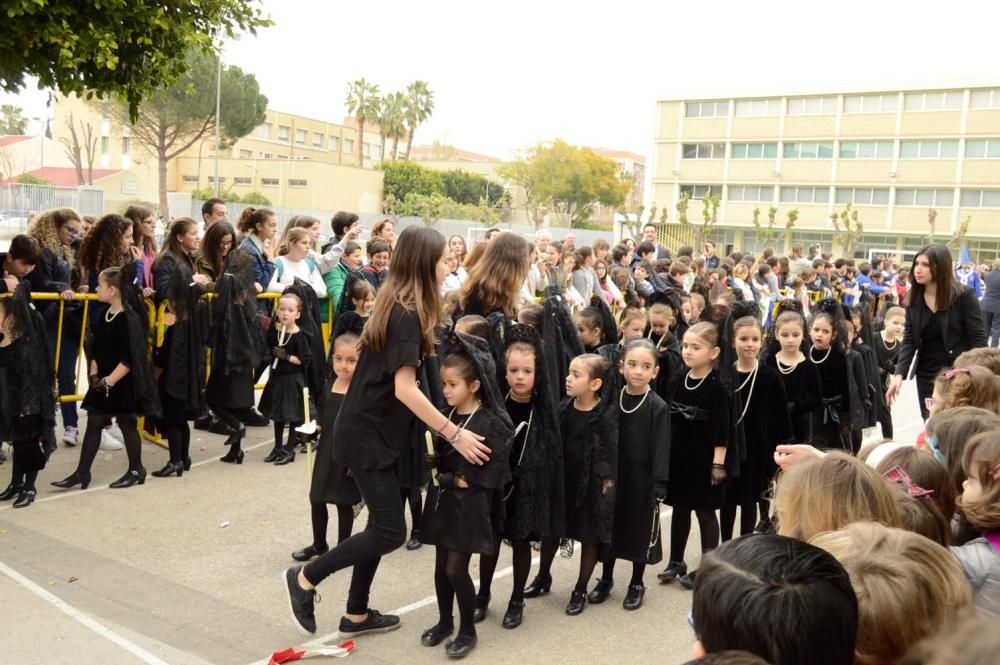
[124,205,157,298]
[885,244,987,419]
[282,226,492,637]
[195,221,236,290]
[152,217,208,301]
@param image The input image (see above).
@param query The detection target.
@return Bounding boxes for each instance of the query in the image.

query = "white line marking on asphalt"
[0,558,173,665]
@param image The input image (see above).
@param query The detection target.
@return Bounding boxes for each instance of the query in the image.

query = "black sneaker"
[657,560,687,583]
[338,609,400,636]
[283,567,319,635]
[242,408,270,427]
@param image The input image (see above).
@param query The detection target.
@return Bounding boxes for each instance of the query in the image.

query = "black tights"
[8,453,38,491]
[401,485,422,535]
[535,538,559,579]
[478,538,533,604]
[213,405,243,432]
[434,547,476,637]
[78,415,142,474]
[311,502,355,551]
[573,543,601,594]
[601,559,646,587]
[720,501,757,542]
[274,421,303,451]
[669,509,719,564]
[159,414,191,464]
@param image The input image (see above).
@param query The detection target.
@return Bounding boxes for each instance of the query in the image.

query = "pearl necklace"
[776,356,801,375]
[573,396,600,411]
[684,369,709,391]
[734,360,759,425]
[446,401,481,433]
[503,398,534,501]
[272,324,293,369]
[619,386,651,414]
[104,308,122,323]
[809,345,832,365]
[881,335,898,351]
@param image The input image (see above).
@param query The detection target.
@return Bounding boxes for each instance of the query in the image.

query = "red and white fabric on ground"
[268,641,356,664]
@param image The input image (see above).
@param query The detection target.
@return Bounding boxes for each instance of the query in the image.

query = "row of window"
[678,184,1000,208]
[183,176,309,188]
[257,124,355,153]
[685,88,1000,117]
[682,139,1000,160]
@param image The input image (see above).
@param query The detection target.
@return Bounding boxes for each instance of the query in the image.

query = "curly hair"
[78,214,133,274]
[26,207,79,266]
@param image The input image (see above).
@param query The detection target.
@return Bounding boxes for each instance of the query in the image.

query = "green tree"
[345,78,381,165]
[786,208,799,233]
[831,203,863,257]
[15,173,51,185]
[104,48,267,219]
[379,160,443,202]
[1,1,269,119]
[378,91,407,161]
[676,192,691,226]
[402,80,434,161]
[691,192,721,251]
[1,104,28,134]
[499,140,629,228]
[440,169,504,206]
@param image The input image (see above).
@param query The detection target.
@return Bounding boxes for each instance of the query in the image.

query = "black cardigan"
[895,283,987,377]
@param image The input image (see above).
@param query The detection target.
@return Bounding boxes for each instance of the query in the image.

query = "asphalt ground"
[1,381,922,665]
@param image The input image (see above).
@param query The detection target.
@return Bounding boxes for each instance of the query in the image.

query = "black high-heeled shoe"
[472,594,490,623]
[565,590,587,616]
[220,449,244,464]
[109,469,146,489]
[151,461,184,478]
[263,447,281,463]
[444,633,477,658]
[274,448,296,465]
[51,472,91,490]
[183,456,192,471]
[13,489,35,509]
[420,622,454,647]
[588,577,614,604]
[501,600,524,629]
[0,482,23,501]
[523,572,552,598]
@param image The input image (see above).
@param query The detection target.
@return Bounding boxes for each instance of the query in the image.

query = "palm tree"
[403,80,434,161]
[345,78,381,165]
[378,91,407,161]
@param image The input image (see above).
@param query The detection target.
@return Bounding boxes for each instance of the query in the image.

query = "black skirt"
[207,368,255,410]
[309,391,361,505]
[420,485,503,555]
[259,372,307,423]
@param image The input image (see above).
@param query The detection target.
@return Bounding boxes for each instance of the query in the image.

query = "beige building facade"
[653,81,1000,260]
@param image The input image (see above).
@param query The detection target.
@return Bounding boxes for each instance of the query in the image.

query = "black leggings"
[478,538,533,604]
[77,415,143,474]
[720,501,757,542]
[601,559,646,587]
[310,502,355,551]
[303,465,407,614]
[434,547,476,638]
[274,421,303,451]
[213,405,244,432]
[401,485,422,535]
[159,397,191,464]
[669,509,719,564]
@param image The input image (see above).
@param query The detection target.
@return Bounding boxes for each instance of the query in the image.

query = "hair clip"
[942,367,971,380]
[881,465,935,499]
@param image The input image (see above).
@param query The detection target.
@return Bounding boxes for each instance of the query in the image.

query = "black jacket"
[982,270,1000,314]
[153,252,196,303]
[896,284,987,377]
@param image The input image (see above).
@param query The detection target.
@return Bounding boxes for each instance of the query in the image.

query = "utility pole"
[214,50,222,197]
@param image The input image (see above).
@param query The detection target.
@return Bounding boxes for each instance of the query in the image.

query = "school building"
[651,80,1000,261]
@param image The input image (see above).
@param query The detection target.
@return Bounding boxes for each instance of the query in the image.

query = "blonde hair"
[460,232,529,318]
[618,307,646,333]
[933,366,1000,413]
[685,321,721,349]
[960,430,1000,530]
[648,302,675,325]
[884,306,905,321]
[811,523,972,665]
[954,347,1000,375]
[774,452,901,541]
[280,227,313,255]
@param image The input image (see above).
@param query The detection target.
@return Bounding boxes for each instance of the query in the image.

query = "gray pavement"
[1,382,922,665]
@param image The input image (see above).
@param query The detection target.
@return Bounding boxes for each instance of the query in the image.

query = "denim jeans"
[46,324,80,429]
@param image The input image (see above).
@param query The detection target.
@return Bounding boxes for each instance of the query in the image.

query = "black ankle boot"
[13,489,35,509]
[151,461,184,478]
[588,577,614,604]
[51,471,91,490]
[220,447,244,464]
[0,482,23,501]
[523,572,552,598]
[623,584,645,610]
[263,447,281,463]
[502,600,524,629]
[109,469,146,489]
[274,447,296,465]
[473,594,490,623]
[657,560,687,583]
[565,590,587,615]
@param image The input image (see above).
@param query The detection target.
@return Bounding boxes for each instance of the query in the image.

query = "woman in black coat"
[981,259,1000,347]
[886,244,987,419]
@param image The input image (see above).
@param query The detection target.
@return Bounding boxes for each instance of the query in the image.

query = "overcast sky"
[4,0,1000,161]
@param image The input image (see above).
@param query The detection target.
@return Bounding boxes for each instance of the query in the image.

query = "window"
[288,179,308,187]
[727,185,774,202]
[779,187,829,204]
[681,143,725,159]
[207,176,226,185]
[233,177,252,185]
[295,129,306,144]
[121,136,130,153]
[734,98,781,116]
[343,139,354,153]
[783,142,834,159]
[101,137,109,154]
[685,100,728,118]
[312,132,323,146]
[899,140,959,159]
[259,152,273,159]
[839,141,894,159]
[257,124,272,139]
[239,149,253,159]
[895,188,954,207]
[965,139,1000,159]
[835,187,890,205]
[970,89,1000,109]
[904,91,963,111]
[261,178,279,187]
[960,189,1000,208]
[182,175,199,183]
[730,142,778,159]
[679,184,723,198]
[843,94,898,113]
[329,136,339,151]
[787,96,837,115]
[278,125,290,141]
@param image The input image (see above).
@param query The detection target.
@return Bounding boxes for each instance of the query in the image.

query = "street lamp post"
[214,51,222,197]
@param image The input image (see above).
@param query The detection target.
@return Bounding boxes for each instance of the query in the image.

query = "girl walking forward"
[589,339,671,611]
[808,299,857,452]
[765,306,822,445]
[259,293,312,465]
[419,333,513,658]
[291,332,363,562]
[283,226,491,638]
[53,264,159,491]
[658,322,730,589]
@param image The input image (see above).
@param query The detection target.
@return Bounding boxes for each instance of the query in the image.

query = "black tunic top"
[765,355,822,443]
[918,309,949,381]
[874,334,900,388]
[667,370,729,511]
[562,403,610,543]
[81,311,136,416]
[334,304,423,470]
[311,387,361,505]
[258,329,312,423]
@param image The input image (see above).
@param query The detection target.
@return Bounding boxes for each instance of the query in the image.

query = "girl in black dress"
[843,309,872,454]
[419,333,513,659]
[589,339,670,611]
[475,324,565,629]
[0,282,56,508]
[260,293,313,465]
[53,265,158,490]
[291,332,362,562]
[720,316,792,541]
[765,307,822,445]
[659,322,730,589]
[808,300,856,452]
